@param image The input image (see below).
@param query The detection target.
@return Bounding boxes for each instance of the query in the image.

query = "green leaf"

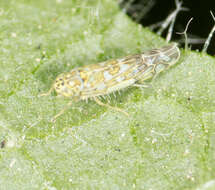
[0,0,215,190]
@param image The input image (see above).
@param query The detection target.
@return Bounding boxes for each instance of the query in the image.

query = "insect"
[40,43,180,122]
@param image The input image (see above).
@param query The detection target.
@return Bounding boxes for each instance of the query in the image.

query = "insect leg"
[39,85,54,97]
[94,97,129,117]
[51,101,73,122]
[133,84,150,88]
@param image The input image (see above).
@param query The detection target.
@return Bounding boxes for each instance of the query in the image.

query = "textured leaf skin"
[0,0,215,190]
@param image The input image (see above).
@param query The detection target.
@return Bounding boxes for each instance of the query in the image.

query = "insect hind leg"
[133,84,150,88]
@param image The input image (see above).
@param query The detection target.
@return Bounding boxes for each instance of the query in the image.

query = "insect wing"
[79,54,145,98]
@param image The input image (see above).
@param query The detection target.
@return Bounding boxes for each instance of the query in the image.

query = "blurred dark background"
[119,0,215,55]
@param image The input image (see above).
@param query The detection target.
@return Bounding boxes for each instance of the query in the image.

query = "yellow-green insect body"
[41,43,180,121]
[54,44,180,99]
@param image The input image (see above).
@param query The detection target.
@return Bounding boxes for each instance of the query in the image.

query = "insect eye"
[56,77,63,83]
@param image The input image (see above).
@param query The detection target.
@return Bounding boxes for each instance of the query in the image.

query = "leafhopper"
[40,43,180,121]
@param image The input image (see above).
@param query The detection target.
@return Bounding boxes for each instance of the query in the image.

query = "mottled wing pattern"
[135,43,180,81]
[79,43,180,98]
[54,43,180,100]
[79,54,145,98]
